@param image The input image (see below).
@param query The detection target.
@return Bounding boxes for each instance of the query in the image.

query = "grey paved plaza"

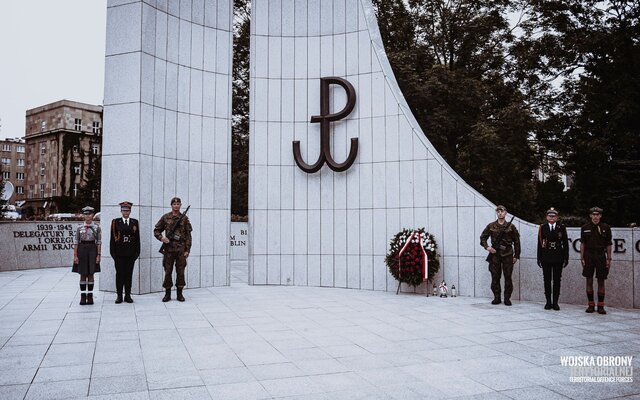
[1,266,639,400]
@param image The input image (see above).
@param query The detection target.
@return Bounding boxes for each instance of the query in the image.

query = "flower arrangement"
[385,228,440,290]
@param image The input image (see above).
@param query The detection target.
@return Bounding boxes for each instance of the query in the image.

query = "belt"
[80,240,96,244]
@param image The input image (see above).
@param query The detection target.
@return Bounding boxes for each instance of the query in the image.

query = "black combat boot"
[177,288,185,302]
[80,293,87,305]
[597,306,607,315]
[115,293,123,304]
[504,299,512,306]
[585,305,595,313]
[124,293,133,303]
[86,293,94,305]
[491,297,501,305]
[162,289,171,302]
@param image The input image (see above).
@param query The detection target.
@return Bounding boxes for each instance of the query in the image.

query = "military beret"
[589,206,603,214]
[546,207,558,216]
[119,201,133,211]
[82,206,95,215]
[495,205,507,212]
[170,197,182,205]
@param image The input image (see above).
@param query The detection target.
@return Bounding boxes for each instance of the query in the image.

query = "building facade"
[0,137,27,205]
[23,100,103,218]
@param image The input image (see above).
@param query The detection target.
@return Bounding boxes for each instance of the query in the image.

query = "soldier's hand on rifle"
[183,252,189,258]
[486,246,496,254]
[161,236,170,244]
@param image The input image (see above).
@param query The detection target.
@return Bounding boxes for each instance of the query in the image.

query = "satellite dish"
[1,181,14,201]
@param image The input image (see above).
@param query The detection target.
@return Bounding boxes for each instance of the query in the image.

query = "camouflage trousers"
[162,251,187,289]
[489,254,514,300]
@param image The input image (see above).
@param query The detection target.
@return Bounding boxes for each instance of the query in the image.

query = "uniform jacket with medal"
[110,218,141,258]
[537,223,569,264]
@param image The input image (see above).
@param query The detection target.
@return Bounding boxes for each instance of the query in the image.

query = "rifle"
[159,205,191,254]
[486,215,515,263]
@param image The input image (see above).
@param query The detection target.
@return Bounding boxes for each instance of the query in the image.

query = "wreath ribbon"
[398,230,428,281]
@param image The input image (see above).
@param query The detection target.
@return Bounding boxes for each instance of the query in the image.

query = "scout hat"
[119,201,133,211]
[546,207,558,216]
[495,205,507,212]
[82,206,95,215]
[170,197,181,205]
[589,206,603,215]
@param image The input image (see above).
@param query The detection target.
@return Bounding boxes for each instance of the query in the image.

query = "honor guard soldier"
[537,208,569,310]
[480,205,520,306]
[581,207,612,314]
[109,201,140,304]
[73,206,101,305]
[154,197,192,302]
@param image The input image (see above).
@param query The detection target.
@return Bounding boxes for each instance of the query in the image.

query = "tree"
[514,0,640,225]
[374,0,538,219]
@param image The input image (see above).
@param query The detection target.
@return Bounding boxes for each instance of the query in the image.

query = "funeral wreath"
[385,228,440,289]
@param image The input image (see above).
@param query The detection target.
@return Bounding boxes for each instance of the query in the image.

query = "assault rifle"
[486,215,515,263]
[159,205,190,254]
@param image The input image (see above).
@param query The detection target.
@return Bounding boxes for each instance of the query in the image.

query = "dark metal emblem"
[293,77,359,173]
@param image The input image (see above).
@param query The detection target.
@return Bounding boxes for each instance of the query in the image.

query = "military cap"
[82,206,95,215]
[170,197,182,205]
[589,206,603,215]
[119,201,133,211]
[546,207,558,216]
[495,205,507,212]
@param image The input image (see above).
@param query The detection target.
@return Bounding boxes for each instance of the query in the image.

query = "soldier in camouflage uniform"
[480,205,521,306]
[154,197,192,302]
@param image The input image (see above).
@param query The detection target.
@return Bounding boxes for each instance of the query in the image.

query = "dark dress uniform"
[480,213,520,305]
[537,210,569,310]
[154,203,192,301]
[580,206,612,314]
[109,204,140,303]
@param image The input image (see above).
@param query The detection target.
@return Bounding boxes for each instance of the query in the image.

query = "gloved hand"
[563,261,569,268]
[537,260,542,268]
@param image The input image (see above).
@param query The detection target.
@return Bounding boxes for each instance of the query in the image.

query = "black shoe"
[80,293,87,305]
[597,306,607,315]
[124,294,133,303]
[176,288,185,302]
[544,303,552,310]
[504,299,512,306]
[491,298,501,305]
[552,304,560,311]
[586,305,595,313]
[86,293,94,305]
[162,289,171,302]
[115,294,123,304]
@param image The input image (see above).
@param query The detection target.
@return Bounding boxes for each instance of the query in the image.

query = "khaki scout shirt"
[580,222,612,254]
[154,212,192,253]
[480,221,521,258]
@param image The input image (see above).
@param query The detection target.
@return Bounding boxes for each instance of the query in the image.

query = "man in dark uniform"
[109,201,140,304]
[480,205,521,306]
[537,207,569,310]
[154,197,192,302]
[581,207,612,314]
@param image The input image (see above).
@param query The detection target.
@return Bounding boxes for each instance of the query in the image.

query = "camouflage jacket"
[154,212,192,253]
[480,221,521,258]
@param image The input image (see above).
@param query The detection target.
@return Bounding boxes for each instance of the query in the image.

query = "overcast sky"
[0,0,107,139]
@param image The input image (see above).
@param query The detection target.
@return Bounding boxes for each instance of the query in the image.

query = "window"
[72,145,79,154]
[41,120,46,131]
[16,172,25,180]
[40,163,45,176]
[1,158,10,165]
[40,183,45,197]
[73,183,78,197]
[2,171,9,179]
[16,186,23,195]
[73,164,81,174]
[17,159,25,167]
[51,182,57,196]
[92,144,100,155]
[1,144,11,152]
[28,185,34,199]
[40,142,46,155]
[92,121,101,134]
[16,145,25,153]
[74,118,82,131]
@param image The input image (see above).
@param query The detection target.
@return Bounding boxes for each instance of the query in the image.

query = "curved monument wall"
[248,0,639,308]
[102,0,232,294]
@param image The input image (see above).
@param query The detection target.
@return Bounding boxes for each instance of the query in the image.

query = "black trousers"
[542,262,563,304]
[114,256,136,295]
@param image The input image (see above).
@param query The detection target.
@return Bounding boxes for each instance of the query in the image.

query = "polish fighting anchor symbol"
[293,77,359,173]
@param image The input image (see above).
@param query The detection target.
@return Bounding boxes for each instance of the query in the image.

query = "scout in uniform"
[580,207,612,314]
[109,201,141,304]
[537,207,569,310]
[480,205,521,306]
[73,206,101,305]
[154,197,192,302]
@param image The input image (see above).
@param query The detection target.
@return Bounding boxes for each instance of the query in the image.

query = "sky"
[0,0,107,139]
